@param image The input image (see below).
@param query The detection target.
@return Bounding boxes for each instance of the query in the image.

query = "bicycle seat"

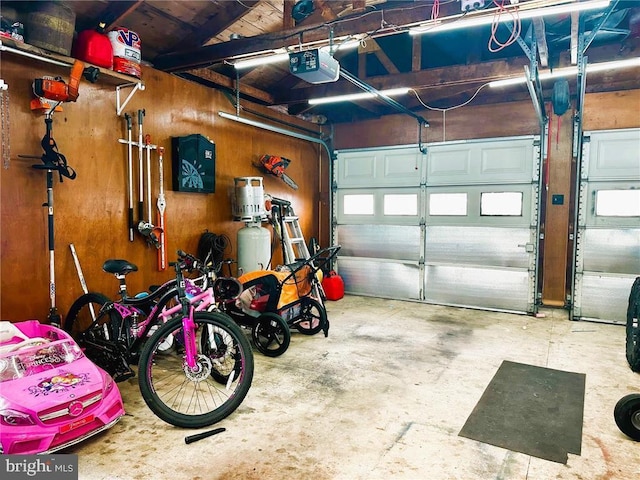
[103,259,138,275]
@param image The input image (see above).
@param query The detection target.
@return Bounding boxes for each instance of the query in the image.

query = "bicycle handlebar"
[170,250,215,276]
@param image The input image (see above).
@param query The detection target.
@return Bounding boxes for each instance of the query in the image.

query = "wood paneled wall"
[1,56,327,322]
[333,89,640,307]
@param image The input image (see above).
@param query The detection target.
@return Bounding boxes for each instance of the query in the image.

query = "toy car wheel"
[294,297,327,336]
[614,393,640,441]
[252,313,290,357]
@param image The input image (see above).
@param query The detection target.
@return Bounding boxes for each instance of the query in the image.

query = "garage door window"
[428,193,467,216]
[481,192,523,216]
[595,190,640,217]
[384,194,418,215]
[343,194,374,215]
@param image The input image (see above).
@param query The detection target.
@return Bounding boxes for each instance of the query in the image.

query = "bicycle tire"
[138,311,254,428]
[293,297,327,336]
[252,312,290,357]
[201,320,242,384]
[626,277,640,372]
[64,292,111,342]
[614,393,640,441]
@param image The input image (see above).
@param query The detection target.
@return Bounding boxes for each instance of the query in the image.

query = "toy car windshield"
[0,339,84,382]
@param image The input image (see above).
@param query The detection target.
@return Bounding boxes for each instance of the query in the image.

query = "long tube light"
[308,87,411,105]
[233,52,289,70]
[233,39,361,70]
[409,0,610,35]
[489,57,640,88]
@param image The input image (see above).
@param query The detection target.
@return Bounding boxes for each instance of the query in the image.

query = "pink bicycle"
[64,251,252,428]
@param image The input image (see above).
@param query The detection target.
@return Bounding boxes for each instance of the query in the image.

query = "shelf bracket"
[116,82,145,116]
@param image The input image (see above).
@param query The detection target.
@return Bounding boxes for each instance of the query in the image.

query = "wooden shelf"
[0,37,143,86]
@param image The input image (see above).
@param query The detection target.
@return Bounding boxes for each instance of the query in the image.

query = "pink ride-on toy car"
[0,320,125,455]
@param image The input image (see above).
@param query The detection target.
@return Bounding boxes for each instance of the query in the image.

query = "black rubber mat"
[459,360,586,464]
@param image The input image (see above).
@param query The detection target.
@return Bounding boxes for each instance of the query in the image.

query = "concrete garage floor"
[68,295,639,480]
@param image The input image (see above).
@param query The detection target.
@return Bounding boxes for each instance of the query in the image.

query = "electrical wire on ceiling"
[431,0,440,20]
[488,0,522,52]
[248,0,455,45]
[411,82,491,141]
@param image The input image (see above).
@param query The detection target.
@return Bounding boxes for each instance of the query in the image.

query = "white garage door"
[572,128,640,324]
[335,136,542,314]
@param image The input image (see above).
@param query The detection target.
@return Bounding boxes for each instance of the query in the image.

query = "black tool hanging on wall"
[119,110,161,248]
[19,113,77,326]
[19,59,97,326]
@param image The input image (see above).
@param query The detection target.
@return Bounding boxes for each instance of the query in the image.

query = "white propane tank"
[237,223,270,274]
[233,177,265,221]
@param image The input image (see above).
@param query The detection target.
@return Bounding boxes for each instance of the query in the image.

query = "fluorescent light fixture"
[489,57,640,87]
[232,36,362,69]
[233,52,289,69]
[321,39,361,54]
[308,87,411,105]
[409,0,610,35]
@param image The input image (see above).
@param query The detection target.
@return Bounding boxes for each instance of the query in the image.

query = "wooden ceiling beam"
[316,0,339,21]
[283,0,295,30]
[275,58,530,105]
[179,0,261,50]
[183,68,275,104]
[372,40,400,74]
[273,39,640,106]
[533,17,549,68]
[99,1,143,32]
[153,1,453,71]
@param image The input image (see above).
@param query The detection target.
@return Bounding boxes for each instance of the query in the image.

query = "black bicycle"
[65,251,252,428]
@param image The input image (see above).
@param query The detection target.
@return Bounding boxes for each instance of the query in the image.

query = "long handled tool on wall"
[119,110,160,247]
[145,134,153,226]
[136,124,160,247]
[124,113,134,241]
[21,113,77,326]
[157,146,167,271]
[137,109,145,226]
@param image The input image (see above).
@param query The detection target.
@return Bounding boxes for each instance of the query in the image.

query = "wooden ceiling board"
[207,1,285,45]
[2,0,635,125]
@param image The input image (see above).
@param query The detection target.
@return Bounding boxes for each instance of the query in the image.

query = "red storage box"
[322,271,344,301]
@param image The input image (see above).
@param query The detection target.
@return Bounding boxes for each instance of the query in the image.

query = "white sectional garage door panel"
[335,138,540,313]
[573,128,640,323]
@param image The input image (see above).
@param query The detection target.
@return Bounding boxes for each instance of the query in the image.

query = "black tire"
[626,277,640,372]
[252,313,290,357]
[64,292,134,380]
[614,394,640,441]
[64,292,111,339]
[138,311,253,428]
[293,297,327,336]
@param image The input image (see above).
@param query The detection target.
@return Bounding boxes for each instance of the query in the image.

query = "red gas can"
[322,271,344,301]
[72,23,113,69]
